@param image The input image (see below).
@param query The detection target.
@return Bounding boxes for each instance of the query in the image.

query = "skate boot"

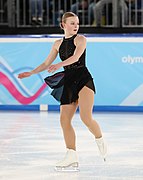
[96,137,107,161]
[55,148,79,172]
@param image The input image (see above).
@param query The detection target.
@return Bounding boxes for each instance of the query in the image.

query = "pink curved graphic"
[0,72,47,104]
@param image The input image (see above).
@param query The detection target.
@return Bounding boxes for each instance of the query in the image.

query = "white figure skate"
[55,149,79,172]
[96,137,107,161]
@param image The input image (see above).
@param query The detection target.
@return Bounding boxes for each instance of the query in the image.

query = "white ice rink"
[0,111,143,180]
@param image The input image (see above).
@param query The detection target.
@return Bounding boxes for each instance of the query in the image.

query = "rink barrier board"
[0,105,143,112]
[1,34,143,112]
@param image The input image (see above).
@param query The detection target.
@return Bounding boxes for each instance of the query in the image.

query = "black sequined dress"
[44,34,95,105]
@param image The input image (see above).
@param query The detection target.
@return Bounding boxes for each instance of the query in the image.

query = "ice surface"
[0,111,143,180]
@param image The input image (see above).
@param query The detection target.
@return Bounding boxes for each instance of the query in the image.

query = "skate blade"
[100,153,107,162]
[101,154,107,162]
[54,162,79,172]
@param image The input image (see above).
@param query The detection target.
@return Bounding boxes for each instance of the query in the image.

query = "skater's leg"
[60,102,78,150]
[78,86,107,160]
[78,86,102,138]
[55,103,79,171]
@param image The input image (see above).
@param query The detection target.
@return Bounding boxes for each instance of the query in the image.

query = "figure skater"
[18,12,107,171]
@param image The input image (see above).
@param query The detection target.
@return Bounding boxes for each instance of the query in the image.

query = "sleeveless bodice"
[44,34,95,105]
[59,34,86,70]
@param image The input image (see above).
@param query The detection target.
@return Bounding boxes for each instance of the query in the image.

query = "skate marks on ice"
[0,111,143,180]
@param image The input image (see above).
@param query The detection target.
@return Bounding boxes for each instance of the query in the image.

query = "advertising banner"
[0,35,143,111]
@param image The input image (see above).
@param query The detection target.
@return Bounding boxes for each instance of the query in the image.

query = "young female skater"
[18,12,107,171]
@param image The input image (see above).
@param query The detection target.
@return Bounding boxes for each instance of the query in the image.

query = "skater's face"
[63,16,79,35]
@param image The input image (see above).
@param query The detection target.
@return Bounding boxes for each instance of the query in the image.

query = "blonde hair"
[60,12,78,29]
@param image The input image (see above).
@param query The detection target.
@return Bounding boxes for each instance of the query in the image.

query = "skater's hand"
[48,63,62,73]
[18,72,32,79]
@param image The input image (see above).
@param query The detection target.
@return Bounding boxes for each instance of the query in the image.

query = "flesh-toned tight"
[60,86,102,150]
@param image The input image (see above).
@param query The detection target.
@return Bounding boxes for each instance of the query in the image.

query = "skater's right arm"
[18,39,61,79]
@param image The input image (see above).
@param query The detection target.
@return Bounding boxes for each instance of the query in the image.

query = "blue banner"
[0,35,143,110]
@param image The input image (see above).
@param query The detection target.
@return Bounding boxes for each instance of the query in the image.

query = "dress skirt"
[44,66,95,105]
